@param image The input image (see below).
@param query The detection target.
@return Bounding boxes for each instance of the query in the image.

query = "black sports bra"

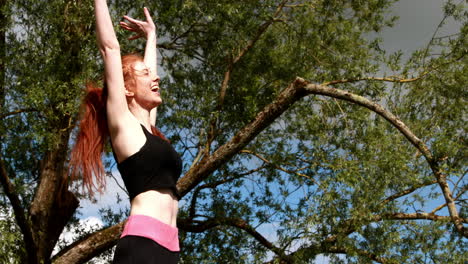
[114,125,183,200]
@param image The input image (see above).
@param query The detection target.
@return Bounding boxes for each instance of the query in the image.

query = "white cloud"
[52,216,104,256]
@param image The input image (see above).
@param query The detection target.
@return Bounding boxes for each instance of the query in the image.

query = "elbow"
[97,36,120,51]
[99,43,121,57]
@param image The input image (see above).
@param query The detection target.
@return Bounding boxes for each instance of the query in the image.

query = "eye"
[134,68,151,76]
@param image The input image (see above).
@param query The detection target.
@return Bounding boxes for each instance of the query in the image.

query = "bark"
[52,221,125,264]
[0,108,38,120]
[25,2,90,263]
[52,77,309,263]
[29,128,79,264]
[296,78,466,237]
[177,78,308,196]
[53,76,466,261]
[0,0,5,106]
[433,172,466,236]
[0,157,36,263]
[296,78,434,160]
[0,1,37,263]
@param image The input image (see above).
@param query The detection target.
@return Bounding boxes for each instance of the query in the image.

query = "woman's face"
[129,61,162,109]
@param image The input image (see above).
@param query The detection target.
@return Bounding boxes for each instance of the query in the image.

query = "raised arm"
[120,7,158,126]
[95,0,128,127]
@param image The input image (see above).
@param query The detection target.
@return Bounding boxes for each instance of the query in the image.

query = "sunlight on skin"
[75,1,458,262]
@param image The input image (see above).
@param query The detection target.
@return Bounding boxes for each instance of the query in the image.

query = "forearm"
[121,7,158,124]
[144,32,157,77]
[95,0,119,52]
[145,32,158,125]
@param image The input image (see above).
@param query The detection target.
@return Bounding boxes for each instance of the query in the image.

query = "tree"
[0,0,466,263]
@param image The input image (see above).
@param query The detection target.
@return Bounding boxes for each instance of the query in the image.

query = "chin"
[154,100,162,108]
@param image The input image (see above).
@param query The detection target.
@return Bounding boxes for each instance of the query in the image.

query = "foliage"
[0,0,466,263]
[0,206,23,264]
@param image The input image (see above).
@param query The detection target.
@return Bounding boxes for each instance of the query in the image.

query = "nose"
[153,75,160,82]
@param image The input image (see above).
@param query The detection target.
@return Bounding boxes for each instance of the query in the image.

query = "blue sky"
[75,0,464,262]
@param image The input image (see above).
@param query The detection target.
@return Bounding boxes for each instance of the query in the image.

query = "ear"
[124,87,134,97]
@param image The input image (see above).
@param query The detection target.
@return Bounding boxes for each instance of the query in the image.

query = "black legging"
[113,235,180,264]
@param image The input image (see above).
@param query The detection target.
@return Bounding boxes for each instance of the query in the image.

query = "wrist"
[146,31,156,39]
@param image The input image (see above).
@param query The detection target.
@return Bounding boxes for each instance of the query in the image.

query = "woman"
[70,1,182,263]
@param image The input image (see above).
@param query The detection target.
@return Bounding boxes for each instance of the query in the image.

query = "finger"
[128,34,143,40]
[143,7,154,22]
[120,25,135,32]
[123,15,141,24]
[119,21,130,28]
[119,21,135,29]
[119,22,136,31]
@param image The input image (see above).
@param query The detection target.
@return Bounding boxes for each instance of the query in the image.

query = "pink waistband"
[121,214,180,252]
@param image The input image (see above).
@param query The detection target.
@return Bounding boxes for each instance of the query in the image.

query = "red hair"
[69,54,168,195]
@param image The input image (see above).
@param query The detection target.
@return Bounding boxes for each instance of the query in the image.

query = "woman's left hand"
[120,7,156,40]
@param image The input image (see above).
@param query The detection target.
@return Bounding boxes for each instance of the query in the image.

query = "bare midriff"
[129,189,178,227]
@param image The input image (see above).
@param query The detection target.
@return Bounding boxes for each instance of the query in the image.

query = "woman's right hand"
[120,7,156,40]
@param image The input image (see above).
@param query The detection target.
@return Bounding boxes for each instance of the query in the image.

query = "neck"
[128,103,152,129]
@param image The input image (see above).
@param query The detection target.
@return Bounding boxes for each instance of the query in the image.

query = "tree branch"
[0,155,37,262]
[431,187,467,214]
[189,166,265,218]
[322,74,428,86]
[240,149,321,186]
[59,72,467,261]
[0,1,36,262]
[29,126,79,261]
[344,247,397,264]
[170,18,202,44]
[181,76,466,236]
[296,77,466,237]
[421,11,449,67]
[266,245,396,264]
[263,243,344,264]
[379,180,438,206]
[266,211,456,264]
[52,221,125,264]
[218,0,288,107]
[322,50,465,87]
[177,78,309,197]
[205,0,289,155]
[179,216,293,263]
[0,108,37,120]
[302,83,422,158]
[379,212,465,222]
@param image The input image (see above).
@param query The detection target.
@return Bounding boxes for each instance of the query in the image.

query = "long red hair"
[69,54,168,195]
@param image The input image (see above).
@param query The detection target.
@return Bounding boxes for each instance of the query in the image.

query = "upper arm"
[101,47,130,129]
[94,0,131,129]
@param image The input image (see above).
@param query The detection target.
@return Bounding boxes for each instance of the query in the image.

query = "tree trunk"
[29,128,79,263]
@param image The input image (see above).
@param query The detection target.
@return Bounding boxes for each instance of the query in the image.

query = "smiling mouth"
[151,86,159,92]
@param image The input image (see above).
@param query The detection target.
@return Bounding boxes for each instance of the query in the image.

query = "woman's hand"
[120,7,156,40]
